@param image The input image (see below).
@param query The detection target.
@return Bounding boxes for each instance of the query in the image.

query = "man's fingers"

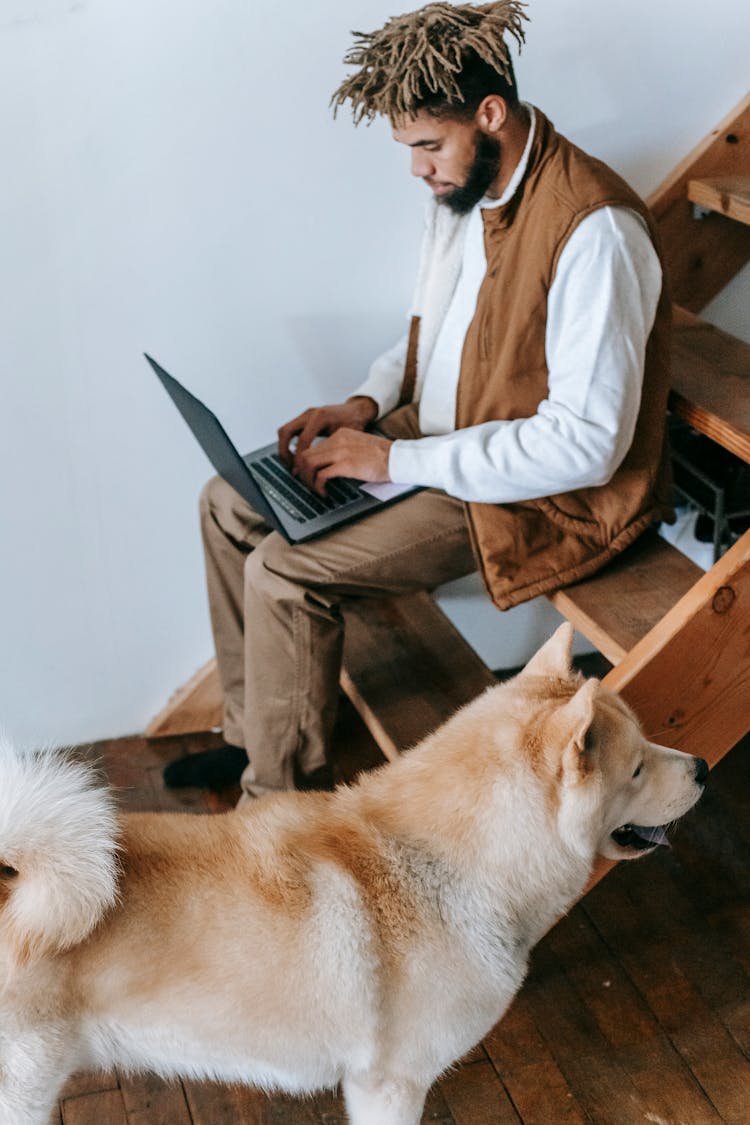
[280,408,336,465]
[295,413,332,459]
[296,432,362,495]
[278,402,376,466]
[292,429,391,495]
[277,413,309,465]
[294,439,339,494]
[311,463,347,496]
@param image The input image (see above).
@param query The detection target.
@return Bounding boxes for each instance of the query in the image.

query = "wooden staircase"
[147,94,750,888]
[688,175,750,227]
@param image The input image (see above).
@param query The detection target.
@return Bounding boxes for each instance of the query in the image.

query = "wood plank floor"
[55,697,749,1125]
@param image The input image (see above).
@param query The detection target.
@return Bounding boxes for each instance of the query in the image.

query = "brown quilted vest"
[405,108,673,610]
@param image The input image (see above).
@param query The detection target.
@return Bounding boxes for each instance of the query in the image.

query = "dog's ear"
[521,622,575,680]
[559,678,599,781]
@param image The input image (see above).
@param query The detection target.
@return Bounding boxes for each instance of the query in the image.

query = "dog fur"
[0,625,706,1125]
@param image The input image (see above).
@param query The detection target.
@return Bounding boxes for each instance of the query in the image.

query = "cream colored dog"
[0,625,707,1125]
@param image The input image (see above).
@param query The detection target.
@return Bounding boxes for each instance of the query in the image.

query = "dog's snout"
[694,758,709,786]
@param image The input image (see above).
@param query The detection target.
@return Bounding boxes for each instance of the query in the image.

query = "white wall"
[1,0,748,747]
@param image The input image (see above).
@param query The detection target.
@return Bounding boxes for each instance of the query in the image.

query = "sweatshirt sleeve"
[387,207,663,502]
[348,333,408,420]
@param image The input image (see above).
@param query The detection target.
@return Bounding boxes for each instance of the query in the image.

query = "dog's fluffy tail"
[0,737,119,967]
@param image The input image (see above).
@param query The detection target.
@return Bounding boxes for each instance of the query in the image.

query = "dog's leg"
[343,1074,427,1125]
[0,1025,75,1125]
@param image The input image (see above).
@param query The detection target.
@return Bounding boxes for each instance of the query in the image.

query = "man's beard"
[438,132,502,215]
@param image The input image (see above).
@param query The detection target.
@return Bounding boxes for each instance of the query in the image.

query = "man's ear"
[476,94,508,134]
[560,678,599,781]
[522,622,575,680]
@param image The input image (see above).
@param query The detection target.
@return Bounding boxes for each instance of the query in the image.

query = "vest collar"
[481,106,554,234]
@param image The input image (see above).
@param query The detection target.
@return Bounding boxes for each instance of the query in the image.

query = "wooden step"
[583,528,750,900]
[603,527,750,764]
[647,92,750,311]
[688,175,750,226]
[146,659,222,738]
[148,531,701,749]
[340,592,496,760]
[146,592,496,753]
[550,530,703,665]
[670,306,750,464]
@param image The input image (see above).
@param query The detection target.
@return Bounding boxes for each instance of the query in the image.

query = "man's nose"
[411,149,434,178]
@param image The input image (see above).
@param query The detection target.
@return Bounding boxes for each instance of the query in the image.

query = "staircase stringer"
[601,528,750,765]
[647,91,750,311]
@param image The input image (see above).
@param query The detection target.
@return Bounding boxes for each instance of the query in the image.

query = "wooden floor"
[55,696,750,1125]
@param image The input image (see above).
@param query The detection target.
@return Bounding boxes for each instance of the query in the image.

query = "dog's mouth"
[611,823,670,852]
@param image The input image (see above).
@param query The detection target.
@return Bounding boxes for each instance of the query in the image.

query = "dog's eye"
[632,764,643,779]
[0,864,18,879]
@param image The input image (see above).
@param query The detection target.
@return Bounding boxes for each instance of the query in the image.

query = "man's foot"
[163,744,248,790]
[294,762,336,792]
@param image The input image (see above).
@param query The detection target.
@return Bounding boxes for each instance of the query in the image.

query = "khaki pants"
[199,404,476,799]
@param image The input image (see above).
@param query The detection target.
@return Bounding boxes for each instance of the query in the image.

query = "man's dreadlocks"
[331,1,528,126]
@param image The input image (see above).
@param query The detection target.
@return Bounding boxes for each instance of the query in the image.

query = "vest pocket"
[533,495,607,546]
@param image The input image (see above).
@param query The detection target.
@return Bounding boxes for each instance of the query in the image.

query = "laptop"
[145,354,420,544]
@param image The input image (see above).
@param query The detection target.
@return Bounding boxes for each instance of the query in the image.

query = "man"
[165,0,672,799]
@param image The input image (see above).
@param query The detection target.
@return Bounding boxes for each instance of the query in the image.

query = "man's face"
[392,111,502,214]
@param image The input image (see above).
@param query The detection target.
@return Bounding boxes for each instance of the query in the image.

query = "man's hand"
[294,429,392,496]
[278,397,378,466]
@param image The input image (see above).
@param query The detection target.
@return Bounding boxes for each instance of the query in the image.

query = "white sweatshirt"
[351,108,663,504]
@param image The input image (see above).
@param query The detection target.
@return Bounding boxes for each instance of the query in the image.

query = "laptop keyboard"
[251,453,362,523]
